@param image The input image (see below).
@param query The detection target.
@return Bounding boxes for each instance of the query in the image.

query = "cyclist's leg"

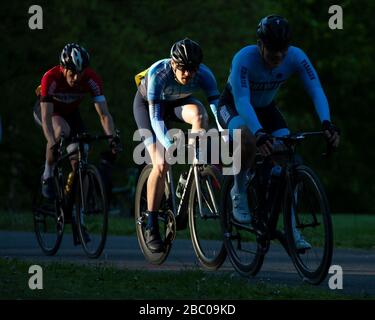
[47,114,71,167]
[143,140,168,252]
[34,101,71,197]
[41,115,71,198]
[133,91,169,212]
[37,110,71,178]
[255,101,289,184]
[218,103,255,223]
[255,101,290,138]
[178,98,208,131]
[64,110,86,171]
[173,97,209,162]
[146,142,169,212]
[133,91,166,251]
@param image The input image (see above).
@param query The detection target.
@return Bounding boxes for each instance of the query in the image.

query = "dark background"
[0,0,374,213]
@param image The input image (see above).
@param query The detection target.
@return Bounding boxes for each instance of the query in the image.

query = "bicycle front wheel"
[189,165,226,270]
[221,175,264,277]
[283,165,333,285]
[134,164,174,265]
[32,167,64,256]
[75,164,108,259]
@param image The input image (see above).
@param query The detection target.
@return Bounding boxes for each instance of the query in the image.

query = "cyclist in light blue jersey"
[133,38,222,252]
[217,15,340,250]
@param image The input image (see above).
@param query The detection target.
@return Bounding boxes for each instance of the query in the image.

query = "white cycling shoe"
[230,188,252,224]
[293,228,312,250]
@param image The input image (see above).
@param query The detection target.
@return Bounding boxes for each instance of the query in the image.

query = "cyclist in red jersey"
[33,43,120,198]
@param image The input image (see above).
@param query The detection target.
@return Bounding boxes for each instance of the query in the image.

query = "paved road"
[0,231,374,297]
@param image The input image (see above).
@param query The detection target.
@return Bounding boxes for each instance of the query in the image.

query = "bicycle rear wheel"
[134,164,175,265]
[189,165,226,270]
[221,175,264,276]
[75,164,108,259]
[283,165,333,285]
[32,167,64,256]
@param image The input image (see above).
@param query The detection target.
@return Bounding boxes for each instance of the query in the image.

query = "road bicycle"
[32,132,117,258]
[221,131,333,284]
[135,131,226,269]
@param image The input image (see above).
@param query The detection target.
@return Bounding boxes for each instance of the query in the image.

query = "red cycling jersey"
[40,66,105,117]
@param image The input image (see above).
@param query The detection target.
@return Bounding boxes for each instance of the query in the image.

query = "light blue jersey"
[138,59,219,102]
[222,45,330,134]
[138,59,220,149]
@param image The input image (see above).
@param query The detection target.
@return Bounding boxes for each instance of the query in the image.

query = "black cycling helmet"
[60,43,90,73]
[170,38,203,71]
[256,15,291,51]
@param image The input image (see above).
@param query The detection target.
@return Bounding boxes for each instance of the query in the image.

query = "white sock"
[42,161,54,180]
[232,168,250,194]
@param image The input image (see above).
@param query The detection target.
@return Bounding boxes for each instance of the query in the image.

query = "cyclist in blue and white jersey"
[133,38,222,252]
[217,15,340,249]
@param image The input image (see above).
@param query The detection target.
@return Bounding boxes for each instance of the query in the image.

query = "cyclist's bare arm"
[40,102,56,145]
[94,100,115,136]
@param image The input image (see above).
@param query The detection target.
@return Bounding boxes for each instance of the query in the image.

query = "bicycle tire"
[220,175,265,276]
[134,164,174,265]
[283,165,333,285]
[189,165,227,270]
[75,164,108,259]
[32,166,64,256]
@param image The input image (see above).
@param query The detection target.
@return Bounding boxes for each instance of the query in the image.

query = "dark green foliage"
[0,0,373,212]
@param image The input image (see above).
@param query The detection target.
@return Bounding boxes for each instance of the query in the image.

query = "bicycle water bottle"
[266,165,283,203]
[176,171,188,198]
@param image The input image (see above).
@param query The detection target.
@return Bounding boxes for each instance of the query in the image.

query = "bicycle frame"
[166,145,220,221]
[54,132,115,214]
[229,131,327,243]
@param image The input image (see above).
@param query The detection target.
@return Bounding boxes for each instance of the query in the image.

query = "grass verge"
[0,257,361,300]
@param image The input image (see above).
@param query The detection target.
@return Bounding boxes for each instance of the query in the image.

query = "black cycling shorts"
[217,86,288,135]
[133,90,202,146]
[33,99,86,138]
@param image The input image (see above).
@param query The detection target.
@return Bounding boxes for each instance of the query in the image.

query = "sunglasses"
[175,63,199,73]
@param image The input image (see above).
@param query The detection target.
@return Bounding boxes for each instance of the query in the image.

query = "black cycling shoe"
[144,226,164,253]
[41,177,55,199]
